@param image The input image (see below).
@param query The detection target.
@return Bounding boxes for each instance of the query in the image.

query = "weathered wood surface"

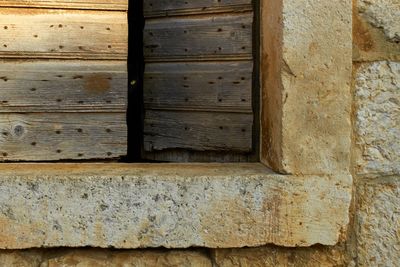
[144,13,253,61]
[142,149,253,162]
[0,60,127,112]
[0,0,128,10]
[144,110,253,152]
[144,0,252,17]
[0,8,127,60]
[143,3,254,161]
[0,3,128,161]
[0,113,127,161]
[144,61,252,112]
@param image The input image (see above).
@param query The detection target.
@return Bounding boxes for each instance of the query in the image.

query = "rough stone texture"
[0,0,396,264]
[0,249,211,267]
[261,0,352,175]
[0,250,43,267]
[353,3,400,62]
[42,250,211,267]
[0,163,352,249]
[213,245,350,267]
[358,0,400,43]
[356,179,400,266]
[355,61,400,176]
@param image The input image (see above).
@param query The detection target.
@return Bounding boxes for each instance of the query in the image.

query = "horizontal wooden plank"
[0,60,127,112]
[144,61,253,112]
[142,149,254,163]
[144,110,253,152]
[0,113,127,161]
[0,0,128,10]
[144,0,252,17]
[144,13,253,61]
[0,8,127,60]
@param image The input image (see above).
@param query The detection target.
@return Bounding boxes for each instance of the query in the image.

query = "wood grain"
[144,12,253,61]
[144,61,253,112]
[144,0,252,17]
[0,113,127,161]
[144,110,253,152]
[0,60,127,112]
[142,4,255,161]
[0,8,127,60]
[142,149,254,163]
[0,0,128,10]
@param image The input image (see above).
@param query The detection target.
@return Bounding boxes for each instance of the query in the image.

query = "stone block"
[358,0,400,43]
[353,4,400,62]
[213,245,348,267]
[42,250,211,267]
[355,61,400,176]
[0,250,42,267]
[0,249,212,267]
[0,163,352,249]
[356,179,400,266]
[261,0,352,175]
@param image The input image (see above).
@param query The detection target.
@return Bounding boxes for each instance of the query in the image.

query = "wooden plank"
[144,13,253,61]
[0,113,127,161]
[0,60,127,112]
[0,0,128,11]
[143,7,255,161]
[144,110,253,152]
[144,61,253,112]
[0,8,127,60]
[144,0,252,17]
[142,149,254,162]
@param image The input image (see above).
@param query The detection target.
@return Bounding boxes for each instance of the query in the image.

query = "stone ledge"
[0,163,352,249]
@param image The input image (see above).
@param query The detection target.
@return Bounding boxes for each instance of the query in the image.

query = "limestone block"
[0,163,352,249]
[353,7,400,62]
[0,250,43,267]
[356,179,400,266]
[213,245,348,267]
[261,0,352,175]
[355,61,400,176]
[358,0,400,42]
[0,249,211,267]
[281,0,352,175]
[42,250,211,267]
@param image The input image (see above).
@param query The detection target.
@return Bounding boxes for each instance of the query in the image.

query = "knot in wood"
[13,125,25,137]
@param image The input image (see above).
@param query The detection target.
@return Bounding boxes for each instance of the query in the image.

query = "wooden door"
[0,1,128,161]
[143,0,256,162]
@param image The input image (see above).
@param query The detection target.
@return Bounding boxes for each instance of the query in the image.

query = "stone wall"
[0,0,398,266]
[352,0,400,265]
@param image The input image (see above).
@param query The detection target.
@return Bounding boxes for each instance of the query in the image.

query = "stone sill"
[0,163,352,249]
